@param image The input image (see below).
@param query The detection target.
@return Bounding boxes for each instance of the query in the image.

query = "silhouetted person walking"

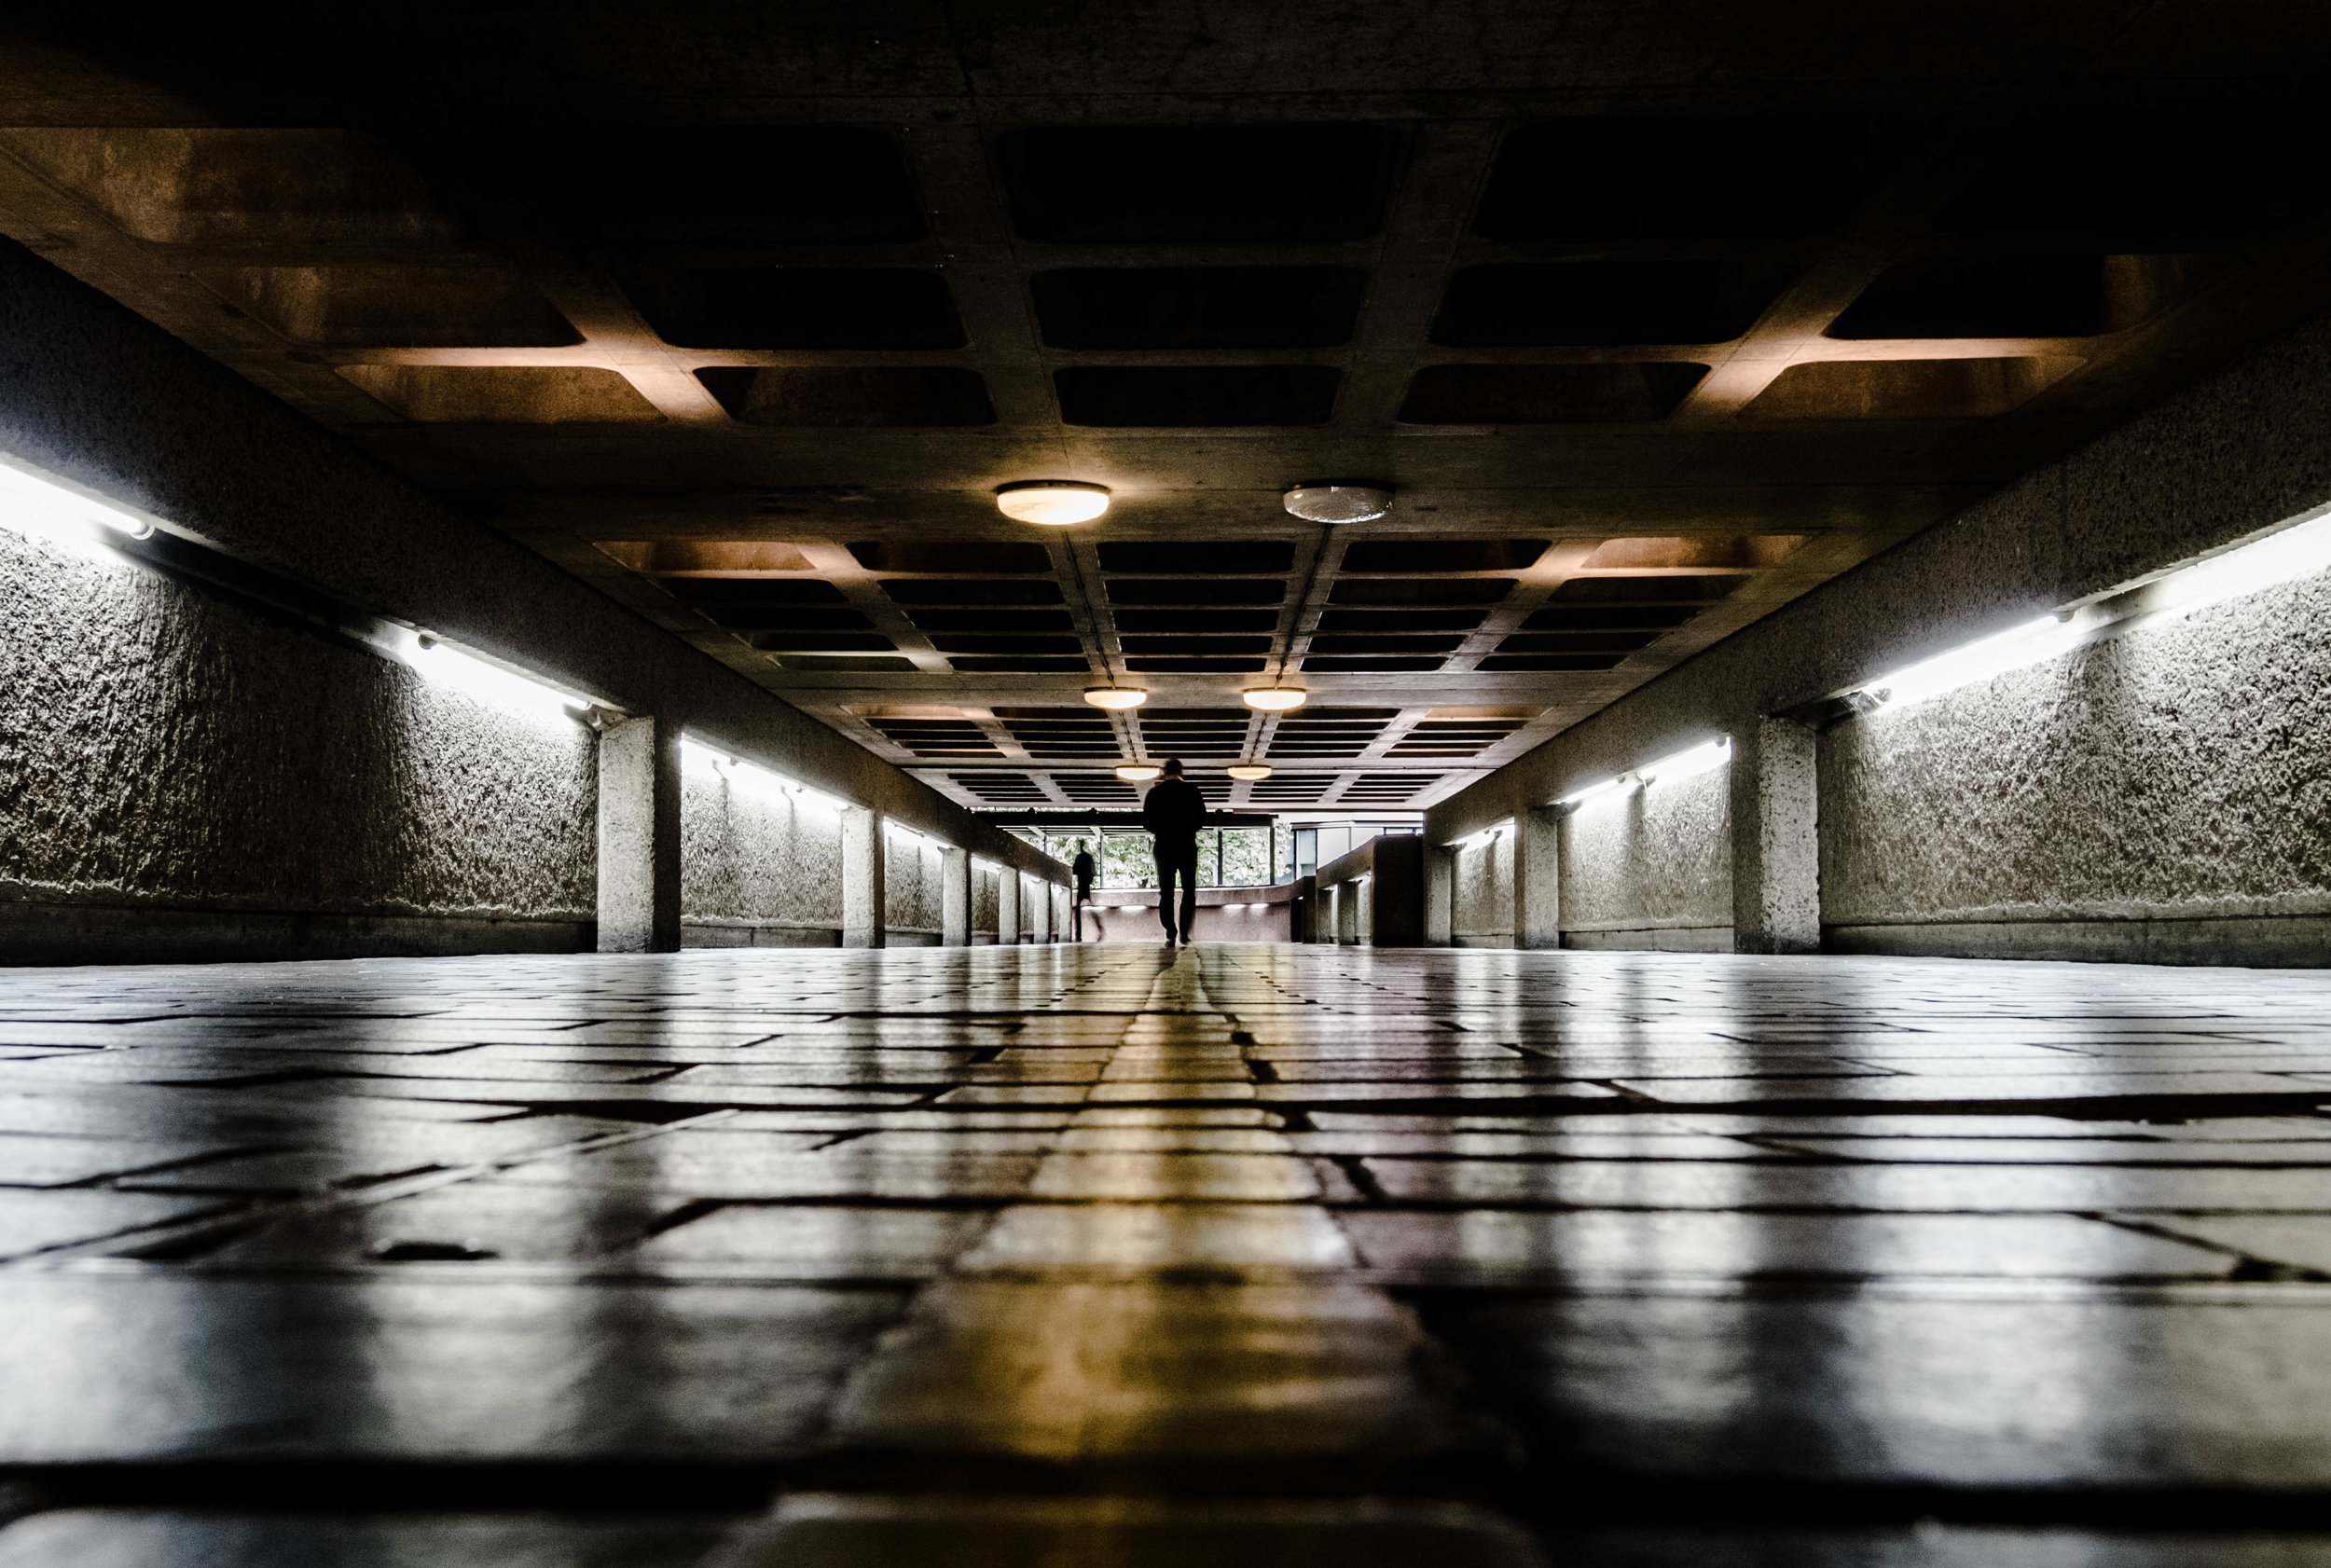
[1070,846,1095,941]
[1141,760,1205,947]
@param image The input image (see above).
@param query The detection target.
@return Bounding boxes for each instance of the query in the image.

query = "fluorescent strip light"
[401,632,585,724]
[0,452,161,551]
[1640,737,1732,786]
[2142,508,2331,623]
[1856,615,2083,711]
[1557,777,1630,808]
[683,736,850,812]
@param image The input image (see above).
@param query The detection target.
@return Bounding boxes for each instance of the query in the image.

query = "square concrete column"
[1512,805,1563,950]
[1356,877,1374,947]
[1032,881,1054,944]
[997,868,1022,945]
[842,805,886,949]
[1423,844,1454,947]
[597,715,682,954]
[1731,715,1822,954]
[1054,885,1070,942]
[941,846,971,947]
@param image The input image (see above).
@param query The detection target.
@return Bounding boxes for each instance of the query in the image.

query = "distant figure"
[1140,760,1206,947]
[1071,846,1096,941]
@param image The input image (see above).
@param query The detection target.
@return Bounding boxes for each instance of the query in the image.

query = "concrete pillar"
[1731,715,1822,954]
[842,805,886,949]
[1423,844,1453,947]
[998,869,1022,945]
[941,846,971,947]
[1357,877,1374,947]
[1032,881,1054,944]
[1055,885,1070,942]
[596,715,681,954]
[1513,805,1562,950]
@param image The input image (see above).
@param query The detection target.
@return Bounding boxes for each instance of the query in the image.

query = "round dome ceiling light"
[1226,763,1273,781]
[1116,763,1163,783]
[1242,687,1309,712]
[1283,483,1391,524]
[1083,687,1148,710]
[997,480,1110,526]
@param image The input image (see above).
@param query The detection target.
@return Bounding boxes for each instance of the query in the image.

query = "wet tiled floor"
[6,945,2331,1562]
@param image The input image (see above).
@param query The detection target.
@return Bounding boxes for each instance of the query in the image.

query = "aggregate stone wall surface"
[678,750,846,935]
[885,834,943,937]
[0,525,595,935]
[1824,571,2331,927]
[1560,766,1733,936]
[1452,834,1512,940]
[973,864,1000,940]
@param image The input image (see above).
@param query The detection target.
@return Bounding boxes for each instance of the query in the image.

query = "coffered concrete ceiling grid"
[0,7,2326,813]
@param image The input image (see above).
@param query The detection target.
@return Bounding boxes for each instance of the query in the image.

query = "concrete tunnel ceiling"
[1,5,2327,815]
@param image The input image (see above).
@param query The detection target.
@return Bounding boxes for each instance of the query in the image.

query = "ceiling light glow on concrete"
[1083,687,1148,710]
[0,450,160,554]
[1227,763,1273,780]
[402,631,586,725]
[1640,736,1733,786]
[1116,763,1163,782]
[996,480,1110,526]
[1242,687,1309,711]
[1283,484,1392,524]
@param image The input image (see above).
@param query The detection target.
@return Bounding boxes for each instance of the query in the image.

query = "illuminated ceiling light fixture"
[1283,483,1392,524]
[1226,763,1273,780]
[1242,687,1308,712]
[996,480,1110,526]
[1083,686,1148,710]
[1116,763,1163,783]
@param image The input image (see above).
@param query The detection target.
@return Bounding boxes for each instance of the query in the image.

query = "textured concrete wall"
[1824,570,2331,957]
[1428,306,2331,965]
[1451,834,1512,943]
[972,864,1000,942]
[885,832,944,942]
[0,240,1064,962]
[0,525,595,959]
[678,748,845,946]
[1560,767,1733,950]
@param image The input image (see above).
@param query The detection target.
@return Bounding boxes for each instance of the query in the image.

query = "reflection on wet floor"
[7,945,2331,1561]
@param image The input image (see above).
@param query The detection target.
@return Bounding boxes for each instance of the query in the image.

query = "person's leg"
[1167,841,1199,944]
[1154,854,1179,942]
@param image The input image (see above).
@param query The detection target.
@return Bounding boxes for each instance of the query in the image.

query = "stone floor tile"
[963,1203,1357,1269]
[712,1494,1543,1568]
[629,1204,993,1272]
[0,1509,741,1567]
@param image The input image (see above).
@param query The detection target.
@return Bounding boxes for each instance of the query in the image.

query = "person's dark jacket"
[1140,777,1207,844]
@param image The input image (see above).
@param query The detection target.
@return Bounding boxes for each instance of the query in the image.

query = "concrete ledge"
[1828,916,2331,969]
[681,921,841,949]
[1563,926,1734,952]
[0,901,590,966]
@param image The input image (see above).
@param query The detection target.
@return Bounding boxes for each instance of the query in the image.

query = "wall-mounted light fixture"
[1639,736,1733,786]
[1556,777,1630,809]
[402,631,592,725]
[681,736,848,813]
[0,451,161,551]
[997,481,1110,526]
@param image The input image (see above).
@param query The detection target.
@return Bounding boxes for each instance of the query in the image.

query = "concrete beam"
[1731,716,1821,955]
[1513,806,1562,951]
[596,716,680,954]
[941,846,971,948]
[842,806,886,950]
[997,869,1022,946]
